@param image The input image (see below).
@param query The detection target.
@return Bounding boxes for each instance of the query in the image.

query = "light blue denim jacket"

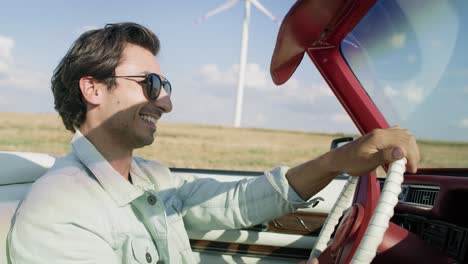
[8,131,313,263]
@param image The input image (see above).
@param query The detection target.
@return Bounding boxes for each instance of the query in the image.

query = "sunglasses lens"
[145,74,171,100]
[147,74,160,100]
[163,82,172,96]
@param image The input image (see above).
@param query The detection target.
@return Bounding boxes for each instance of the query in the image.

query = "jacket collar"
[71,130,154,206]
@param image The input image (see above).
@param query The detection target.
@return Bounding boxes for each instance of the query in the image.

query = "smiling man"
[7,23,419,263]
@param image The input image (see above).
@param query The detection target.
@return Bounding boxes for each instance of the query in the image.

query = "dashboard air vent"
[399,185,439,208]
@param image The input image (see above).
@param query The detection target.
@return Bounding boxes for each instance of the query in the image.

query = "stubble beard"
[105,113,156,151]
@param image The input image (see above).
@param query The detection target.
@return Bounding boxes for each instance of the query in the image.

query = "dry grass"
[1,113,467,171]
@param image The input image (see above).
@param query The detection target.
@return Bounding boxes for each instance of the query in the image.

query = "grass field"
[1,113,468,171]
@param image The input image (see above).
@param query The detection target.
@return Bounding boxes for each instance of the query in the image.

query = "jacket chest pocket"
[129,237,160,264]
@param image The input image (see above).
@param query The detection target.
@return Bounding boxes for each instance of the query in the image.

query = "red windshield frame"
[270,0,387,135]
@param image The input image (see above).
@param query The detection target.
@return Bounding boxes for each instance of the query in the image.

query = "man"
[7,23,418,263]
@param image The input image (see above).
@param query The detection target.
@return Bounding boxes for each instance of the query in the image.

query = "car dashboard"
[381,172,468,263]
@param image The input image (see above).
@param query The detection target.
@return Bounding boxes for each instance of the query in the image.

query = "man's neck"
[79,125,133,181]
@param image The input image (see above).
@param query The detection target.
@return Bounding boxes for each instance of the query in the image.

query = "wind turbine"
[195,0,278,128]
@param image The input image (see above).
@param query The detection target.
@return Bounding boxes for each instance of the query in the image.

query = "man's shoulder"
[18,155,109,221]
[33,154,93,191]
[45,152,86,177]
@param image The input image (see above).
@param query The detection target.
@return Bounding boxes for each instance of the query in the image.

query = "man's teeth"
[141,115,158,124]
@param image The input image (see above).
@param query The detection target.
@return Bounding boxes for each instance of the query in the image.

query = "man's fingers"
[398,130,419,173]
[406,138,420,173]
[337,126,419,176]
[383,146,418,174]
[379,133,419,174]
[381,147,405,164]
[378,126,419,174]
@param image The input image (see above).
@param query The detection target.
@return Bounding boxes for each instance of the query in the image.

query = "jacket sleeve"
[175,166,316,230]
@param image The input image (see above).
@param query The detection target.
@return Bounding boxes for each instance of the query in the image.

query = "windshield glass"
[341,0,468,167]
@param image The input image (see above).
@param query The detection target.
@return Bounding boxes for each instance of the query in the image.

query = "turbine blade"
[250,0,278,24]
[194,0,240,24]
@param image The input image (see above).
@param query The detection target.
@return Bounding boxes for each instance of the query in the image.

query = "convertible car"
[1,0,467,263]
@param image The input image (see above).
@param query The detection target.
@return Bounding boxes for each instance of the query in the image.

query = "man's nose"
[155,89,173,113]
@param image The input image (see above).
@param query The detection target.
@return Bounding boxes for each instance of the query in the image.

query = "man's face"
[99,43,173,149]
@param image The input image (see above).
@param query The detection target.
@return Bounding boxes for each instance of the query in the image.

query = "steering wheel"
[309,159,407,264]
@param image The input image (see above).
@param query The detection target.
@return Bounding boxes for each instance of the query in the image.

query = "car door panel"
[174,169,349,262]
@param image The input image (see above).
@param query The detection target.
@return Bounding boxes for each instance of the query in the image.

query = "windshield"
[341,0,468,165]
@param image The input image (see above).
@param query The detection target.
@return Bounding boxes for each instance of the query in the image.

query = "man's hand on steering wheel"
[302,126,419,264]
[286,126,419,201]
[331,125,419,177]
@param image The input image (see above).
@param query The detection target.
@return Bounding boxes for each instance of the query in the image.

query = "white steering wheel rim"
[310,159,407,264]
[309,175,358,258]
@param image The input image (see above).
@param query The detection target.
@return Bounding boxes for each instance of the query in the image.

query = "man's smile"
[140,114,158,128]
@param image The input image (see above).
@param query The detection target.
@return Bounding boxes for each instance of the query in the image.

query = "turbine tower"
[195,0,278,127]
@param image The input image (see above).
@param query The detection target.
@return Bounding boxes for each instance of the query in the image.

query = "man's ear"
[79,76,105,105]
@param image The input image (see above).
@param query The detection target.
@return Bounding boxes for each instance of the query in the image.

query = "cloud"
[460,118,468,128]
[407,55,417,64]
[0,35,14,60]
[282,77,333,101]
[403,85,424,103]
[237,64,268,90]
[198,64,236,86]
[383,85,398,98]
[331,112,353,124]
[194,62,339,126]
[252,113,268,126]
[196,63,333,102]
[431,39,442,48]
[0,95,11,107]
[197,63,268,90]
[0,35,15,72]
[177,63,357,134]
[169,92,236,127]
[0,70,50,92]
[389,33,406,48]
[383,83,424,103]
[464,87,468,95]
[0,34,50,93]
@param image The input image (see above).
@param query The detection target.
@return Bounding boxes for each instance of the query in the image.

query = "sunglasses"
[111,73,172,100]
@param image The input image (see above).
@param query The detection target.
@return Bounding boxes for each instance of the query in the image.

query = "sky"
[0,0,358,135]
[341,0,468,142]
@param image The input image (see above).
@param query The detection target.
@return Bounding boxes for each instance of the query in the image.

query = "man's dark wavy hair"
[51,22,160,132]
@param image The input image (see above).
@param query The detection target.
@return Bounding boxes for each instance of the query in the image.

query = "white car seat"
[0,152,55,264]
